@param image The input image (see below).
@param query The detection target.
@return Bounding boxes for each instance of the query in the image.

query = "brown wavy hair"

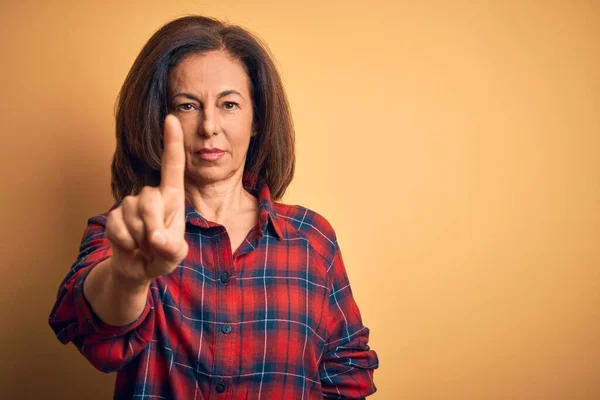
[111,15,295,201]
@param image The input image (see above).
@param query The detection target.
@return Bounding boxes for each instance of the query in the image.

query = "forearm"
[83,257,151,326]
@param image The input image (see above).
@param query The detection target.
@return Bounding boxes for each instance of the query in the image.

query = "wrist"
[107,258,152,293]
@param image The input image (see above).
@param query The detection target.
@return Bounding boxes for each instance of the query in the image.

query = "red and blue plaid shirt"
[49,178,378,399]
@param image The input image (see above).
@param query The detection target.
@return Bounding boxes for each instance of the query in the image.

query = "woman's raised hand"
[105,115,189,284]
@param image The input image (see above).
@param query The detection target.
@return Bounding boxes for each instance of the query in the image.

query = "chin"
[186,166,239,185]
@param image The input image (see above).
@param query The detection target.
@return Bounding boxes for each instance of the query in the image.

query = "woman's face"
[168,50,254,186]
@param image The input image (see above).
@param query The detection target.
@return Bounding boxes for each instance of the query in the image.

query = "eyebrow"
[172,90,244,102]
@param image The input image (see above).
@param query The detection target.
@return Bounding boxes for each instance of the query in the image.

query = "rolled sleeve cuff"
[72,264,152,340]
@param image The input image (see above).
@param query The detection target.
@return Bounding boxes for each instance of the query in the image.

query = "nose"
[198,106,219,138]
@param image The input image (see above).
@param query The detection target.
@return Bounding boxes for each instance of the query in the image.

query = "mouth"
[195,148,226,161]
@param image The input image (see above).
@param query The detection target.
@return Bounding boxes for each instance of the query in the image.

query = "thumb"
[150,229,189,264]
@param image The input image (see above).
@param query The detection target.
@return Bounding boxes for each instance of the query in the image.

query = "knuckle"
[106,216,126,240]
[121,195,137,212]
[129,218,144,233]
[113,227,131,243]
[139,186,156,199]
[122,211,142,233]
[122,195,136,205]
[139,189,160,215]
[139,199,157,216]
[106,210,121,230]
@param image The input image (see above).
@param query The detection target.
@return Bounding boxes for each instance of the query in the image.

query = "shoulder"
[273,202,338,259]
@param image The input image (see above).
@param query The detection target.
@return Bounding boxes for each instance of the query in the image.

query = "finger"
[160,114,186,194]
[138,187,168,249]
[105,206,136,252]
[121,196,146,248]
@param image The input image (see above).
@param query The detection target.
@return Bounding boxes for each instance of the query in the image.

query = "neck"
[184,172,256,224]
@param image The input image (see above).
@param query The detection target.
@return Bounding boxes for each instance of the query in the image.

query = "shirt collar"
[184,172,284,239]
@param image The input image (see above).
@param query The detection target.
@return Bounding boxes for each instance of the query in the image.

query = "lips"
[196,148,225,161]
[198,148,224,154]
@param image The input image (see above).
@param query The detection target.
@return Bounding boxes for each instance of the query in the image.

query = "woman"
[49,15,378,399]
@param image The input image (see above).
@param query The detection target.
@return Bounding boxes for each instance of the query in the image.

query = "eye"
[222,101,239,111]
[177,103,197,111]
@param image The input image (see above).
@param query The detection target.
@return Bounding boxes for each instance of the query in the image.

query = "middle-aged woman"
[49,15,378,399]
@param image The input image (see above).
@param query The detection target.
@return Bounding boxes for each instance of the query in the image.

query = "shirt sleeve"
[319,243,379,399]
[48,211,155,373]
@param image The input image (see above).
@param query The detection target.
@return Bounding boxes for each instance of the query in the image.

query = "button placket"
[213,231,239,388]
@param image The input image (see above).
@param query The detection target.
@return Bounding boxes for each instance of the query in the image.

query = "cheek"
[178,121,200,148]
[225,117,253,148]
[178,115,199,134]
[230,129,253,154]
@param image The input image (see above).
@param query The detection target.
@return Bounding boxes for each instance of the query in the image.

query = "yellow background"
[1,1,599,399]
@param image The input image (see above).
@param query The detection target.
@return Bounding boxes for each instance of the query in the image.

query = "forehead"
[168,51,250,94]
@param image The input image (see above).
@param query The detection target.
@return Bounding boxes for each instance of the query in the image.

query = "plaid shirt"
[49,178,378,399]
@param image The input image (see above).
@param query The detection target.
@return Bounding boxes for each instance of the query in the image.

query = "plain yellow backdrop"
[1,1,599,399]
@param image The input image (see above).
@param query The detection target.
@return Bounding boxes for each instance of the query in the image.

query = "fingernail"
[152,230,167,246]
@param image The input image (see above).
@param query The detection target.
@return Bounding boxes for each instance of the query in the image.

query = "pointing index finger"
[160,114,186,194]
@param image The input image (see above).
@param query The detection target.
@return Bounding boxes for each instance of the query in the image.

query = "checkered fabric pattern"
[49,178,378,399]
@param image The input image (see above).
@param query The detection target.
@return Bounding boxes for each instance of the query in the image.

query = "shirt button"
[215,382,226,393]
[220,272,231,283]
[221,324,232,334]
